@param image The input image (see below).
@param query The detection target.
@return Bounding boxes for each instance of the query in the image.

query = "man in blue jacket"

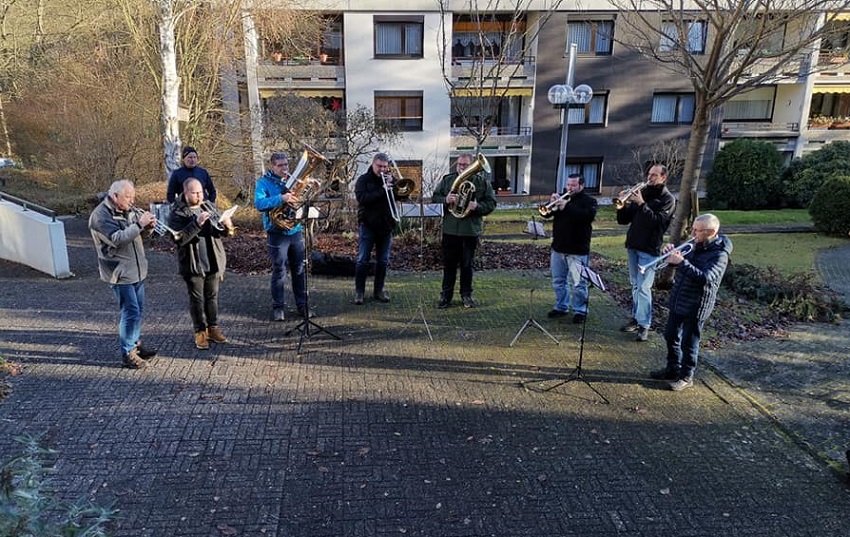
[254,152,308,321]
[167,146,217,203]
[650,213,733,391]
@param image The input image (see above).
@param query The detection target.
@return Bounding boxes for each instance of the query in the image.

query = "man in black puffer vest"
[649,213,733,391]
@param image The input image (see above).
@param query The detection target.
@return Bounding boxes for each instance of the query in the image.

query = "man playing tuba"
[431,153,497,309]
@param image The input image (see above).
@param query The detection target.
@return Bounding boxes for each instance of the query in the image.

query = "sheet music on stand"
[400,203,443,218]
[579,264,605,291]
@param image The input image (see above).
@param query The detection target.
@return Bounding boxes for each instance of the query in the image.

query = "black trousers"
[183,272,220,332]
[440,233,479,299]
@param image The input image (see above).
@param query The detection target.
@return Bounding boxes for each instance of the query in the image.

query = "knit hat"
[181,146,198,158]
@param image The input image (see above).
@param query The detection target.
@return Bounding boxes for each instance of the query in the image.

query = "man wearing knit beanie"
[166,146,217,203]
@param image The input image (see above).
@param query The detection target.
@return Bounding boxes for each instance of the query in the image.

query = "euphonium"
[449,153,490,219]
[612,182,647,210]
[270,144,329,230]
[538,191,572,216]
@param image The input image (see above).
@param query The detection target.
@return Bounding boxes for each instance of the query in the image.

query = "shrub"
[706,139,784,209]
[809,175,850,236]
[782,140,850,207]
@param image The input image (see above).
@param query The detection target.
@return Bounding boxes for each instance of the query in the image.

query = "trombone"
[638,239,695,274]
[538,191,572,216]
[612,182,647,210]
[383,156,414,222]
[382,170,401,222]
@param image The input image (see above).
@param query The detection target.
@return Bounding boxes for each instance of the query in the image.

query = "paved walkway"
[1,217,849,537]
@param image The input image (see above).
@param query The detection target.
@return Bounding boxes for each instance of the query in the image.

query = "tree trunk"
[159,0,181,181]
[668,101,714,245]
[0,92,12,157]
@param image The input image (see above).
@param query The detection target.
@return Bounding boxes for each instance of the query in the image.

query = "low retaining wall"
[0,197,72,278]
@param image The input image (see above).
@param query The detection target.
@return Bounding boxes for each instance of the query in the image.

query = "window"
[660,20,707,54]
[566,93,608,125]
[723,87,775,121]
[375,91,423,131]
[651,93,695,124]
[452,15,526,63]
[567,21,614,55]
[375,17,423,58]
[564,160,602,192]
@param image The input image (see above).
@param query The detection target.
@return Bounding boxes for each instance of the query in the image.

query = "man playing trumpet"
[650,214,732,391]
[168,178,234,350]
[541,173,597,323]
[616,164,676,342]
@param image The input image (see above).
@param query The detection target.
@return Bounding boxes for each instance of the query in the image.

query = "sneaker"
[373,290,390,303]
[461,296,475,308]
[635,327,649,342]
[547,309,568,319]
[620,319,639,332]
[207,326,227,344]
[650,367,680,380]
[122,349,147,369]
[437,298,451,309]
[572,313,586,324]
[194,330,210,350]
[354,292,364,305]
[273,309,286,322]
[297,306,315,318]
[135,342,157,359]
[670,377,694,391]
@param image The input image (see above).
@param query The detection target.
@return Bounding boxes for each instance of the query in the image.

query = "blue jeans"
[355,224,392,294]
[664,311,704,379]
[550,251,589,314]
[626,249,657,328]
[111,281,145,356]
[267,231,306,310]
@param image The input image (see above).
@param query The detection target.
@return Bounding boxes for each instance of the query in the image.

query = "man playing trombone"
[650,214,732,391]
[616,164,676,342]
[168,178,234,350]
[353,152,397,305]
[541,173,597,323]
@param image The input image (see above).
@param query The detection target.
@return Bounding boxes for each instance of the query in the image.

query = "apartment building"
[239,2,849,197]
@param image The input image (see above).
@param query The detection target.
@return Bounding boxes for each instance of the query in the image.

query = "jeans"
[550,251,589,314]
[441,234,479,299]
[626,248,657,328]
[664,311,704,379]
[268,231,306,310]
[355,224,392,294]
[183,273,220,332]
[111,281,145,356]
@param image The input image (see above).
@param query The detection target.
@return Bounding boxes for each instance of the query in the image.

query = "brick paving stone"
[1,216,850,537]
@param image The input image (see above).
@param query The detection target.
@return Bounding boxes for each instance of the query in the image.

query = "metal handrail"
[0,190,58,221]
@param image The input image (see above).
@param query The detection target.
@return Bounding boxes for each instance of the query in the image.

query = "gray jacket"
[88,196,151,284]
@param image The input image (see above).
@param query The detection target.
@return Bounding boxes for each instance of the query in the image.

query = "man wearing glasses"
[254,153,308,322]
[649,213,733,391]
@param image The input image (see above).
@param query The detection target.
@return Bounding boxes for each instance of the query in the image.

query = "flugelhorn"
[132,206,183,241]
[638,239,695,274]
[612,182,647,210]
[538,191,572,216]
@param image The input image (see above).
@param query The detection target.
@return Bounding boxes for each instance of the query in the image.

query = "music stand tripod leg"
[509,289,560,347]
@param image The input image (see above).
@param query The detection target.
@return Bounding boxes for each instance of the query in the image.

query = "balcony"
[256,61,345,91]
[721,121,800,137]
[733,52,811,82]
[450,56,535,89]
[450,126,532,156]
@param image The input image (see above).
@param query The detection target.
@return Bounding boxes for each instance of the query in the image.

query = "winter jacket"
[355,167,397,235]
[167,166,217,203]
[668,234,733,322]
[542,190,597,255]
[431,170,497,237]
[168,196,229,278]
[254,169,303,236]
[616,184,676,256]
[88,195,152,285]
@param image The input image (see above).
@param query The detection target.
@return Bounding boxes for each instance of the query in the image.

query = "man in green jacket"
[431,153,497,308]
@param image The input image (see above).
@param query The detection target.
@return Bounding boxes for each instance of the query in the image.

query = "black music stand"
[525,264,609,404]
[398,198,443,340]
[284,198,341,353]
[509,288,560,347]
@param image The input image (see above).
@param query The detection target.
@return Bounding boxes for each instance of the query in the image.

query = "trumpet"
[200,200,233,234]
[612,182,647,210]
[638,239,695,274]
[131,206,183,241]
[538,191,572,216]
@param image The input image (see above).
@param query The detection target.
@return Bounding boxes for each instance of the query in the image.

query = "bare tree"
[610,0,850,243]
[437,0,564,151]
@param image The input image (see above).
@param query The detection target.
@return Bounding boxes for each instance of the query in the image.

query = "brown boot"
[194,330,210,350]
[122,348,147,369]
[208,326,227,344]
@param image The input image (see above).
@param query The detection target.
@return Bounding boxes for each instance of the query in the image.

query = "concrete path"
[1,217,849,537]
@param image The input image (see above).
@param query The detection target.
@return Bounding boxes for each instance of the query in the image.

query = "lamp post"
[547,43,593,193]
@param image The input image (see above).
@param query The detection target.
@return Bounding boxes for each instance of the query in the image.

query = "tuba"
[448,153,490,219]
[269,144,329,230]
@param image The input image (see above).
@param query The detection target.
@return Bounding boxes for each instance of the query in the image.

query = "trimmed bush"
[782,140,850,207]
[706,139,784,209]
[809,174,850,236]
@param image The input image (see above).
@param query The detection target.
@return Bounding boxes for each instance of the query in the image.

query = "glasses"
[692,227,712,234]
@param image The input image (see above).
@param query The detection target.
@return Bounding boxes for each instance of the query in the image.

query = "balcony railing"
[450,126,531,136]
[721,122,800,136]
[451,56,536,84]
